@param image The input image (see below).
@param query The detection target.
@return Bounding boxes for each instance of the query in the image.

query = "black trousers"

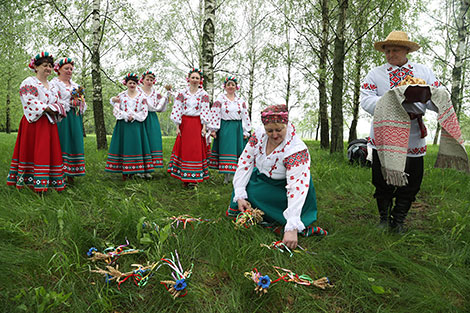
[372,149,424,202]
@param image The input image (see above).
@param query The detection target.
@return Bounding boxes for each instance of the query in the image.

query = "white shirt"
[170,88,211,125]
[232,123,312,233]
[140,87,170,113]
[19,76,63,124]
[208,93,252,136]
[50,77,87,114]
[360,61,440,156]
[110,90,148,122]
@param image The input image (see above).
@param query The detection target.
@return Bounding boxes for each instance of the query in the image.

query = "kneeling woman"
[105,73,154,179]
[227,105,327,249]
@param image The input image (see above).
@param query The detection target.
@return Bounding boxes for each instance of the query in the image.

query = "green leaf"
[371,285,385,294]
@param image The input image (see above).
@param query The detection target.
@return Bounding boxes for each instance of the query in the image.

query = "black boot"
[376,198,392,229]
[390,198,412,234]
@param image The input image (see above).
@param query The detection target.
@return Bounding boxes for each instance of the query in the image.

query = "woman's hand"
[128,115,134,122]
[164,84,172,91]
[237,199,251,212]
[243,135,248,140]
[111,97,120,103]
[282,230,298,250]
[44,107,57,116]
[201,125,207,137]
[176,125,181,136]
[210,131,217,138]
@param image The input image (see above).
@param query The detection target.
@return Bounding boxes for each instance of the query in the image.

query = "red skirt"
[6,115,66,192]
[167,115,210,182]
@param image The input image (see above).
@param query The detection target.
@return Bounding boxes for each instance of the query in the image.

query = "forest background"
[0,0,469,154]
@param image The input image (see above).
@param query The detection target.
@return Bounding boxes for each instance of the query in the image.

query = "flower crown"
[187,67,204,88]
[54,57,74,74]
[28,51,54,71]
[223,75,240,90]
[123,72,139,85]
[140,70,156,84]
[261,105,289,125]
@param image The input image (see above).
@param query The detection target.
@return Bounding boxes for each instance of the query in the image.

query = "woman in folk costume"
[7,52,66,192]
[50,58,86,184]
[140,70,172,173]
[105,73,154,180]
[167,68,211,187]
[208,76,252,184]
[227,105,327,249]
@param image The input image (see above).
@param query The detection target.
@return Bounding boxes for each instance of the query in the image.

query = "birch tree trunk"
[348,33,362,143]
[202,0,215,103]
[450,0,469,117]
[318,0,330,149]
[330,0,348,154]
[91,0,107,149]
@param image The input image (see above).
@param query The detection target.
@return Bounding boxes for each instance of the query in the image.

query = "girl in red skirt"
[7,52,66,192]
[167,68,211,186]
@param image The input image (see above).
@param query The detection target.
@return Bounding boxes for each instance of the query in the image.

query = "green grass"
[0,132,469,312]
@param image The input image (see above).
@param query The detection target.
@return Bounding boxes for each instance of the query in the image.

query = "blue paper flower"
[87,247,97,257]
[174,279,187,291]
[257,275,271,289]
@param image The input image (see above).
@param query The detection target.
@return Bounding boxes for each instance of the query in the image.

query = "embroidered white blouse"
[50,78,87,114]
[19,76,64,124]
[232,123,312,233]
[170,88,211,125]
[360,61,440,157]
[141,88,170,112]
[110,90,148,122]
[208,93,252,136]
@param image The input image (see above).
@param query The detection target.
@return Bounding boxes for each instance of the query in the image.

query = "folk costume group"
[6,30,468,248]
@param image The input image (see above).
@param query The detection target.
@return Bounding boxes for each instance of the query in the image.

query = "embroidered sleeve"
[111,95,129,121]
[170,92,184,124]
[232,132,258,202]
[199,93,211,125]
[360,71,380,115]
[155,91,170,112]
[132,97,149,122]
[241,100,252,137]
[19,83,49,123]
[208,96,223,131]
[283,149,311,233]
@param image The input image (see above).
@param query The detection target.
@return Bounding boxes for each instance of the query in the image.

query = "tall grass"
[0,133,469,312]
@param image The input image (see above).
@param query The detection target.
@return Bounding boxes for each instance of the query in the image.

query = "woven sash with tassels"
[373,86,469,187]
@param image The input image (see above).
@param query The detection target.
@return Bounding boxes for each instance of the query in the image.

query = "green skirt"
[144,112,163,168]
[209,120,247,173]
[228,168,319,232]
[57,108,85,176]
[105,120,154,174]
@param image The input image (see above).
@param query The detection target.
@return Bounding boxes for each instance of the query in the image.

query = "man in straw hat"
[360,31,442,233]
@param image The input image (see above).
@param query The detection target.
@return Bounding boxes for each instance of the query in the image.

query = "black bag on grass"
[347,139,371,167]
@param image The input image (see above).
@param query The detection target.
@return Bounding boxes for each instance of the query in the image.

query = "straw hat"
[374,31,420,53]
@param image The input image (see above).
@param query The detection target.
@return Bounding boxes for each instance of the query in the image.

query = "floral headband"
[122,72,139,85]
[261,105,289,125]
[187,67,204,87]
[28,51,54,71]
[140,70,156,84]
[54,57,74,74]
[223,76,240,90]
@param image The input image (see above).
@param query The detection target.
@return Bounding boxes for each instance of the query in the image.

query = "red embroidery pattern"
[176,93,184,102]
[19,85,39,97]
[431,81,441,87]
[374,126,409,148]
[361,83,377,90]
[389,68,414,88]
[213,101,222,108]
[283,149,309,170]
[201,95,209,103]
[407,146,427,155]
[248,133,258,147]
[439,108,463,142]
